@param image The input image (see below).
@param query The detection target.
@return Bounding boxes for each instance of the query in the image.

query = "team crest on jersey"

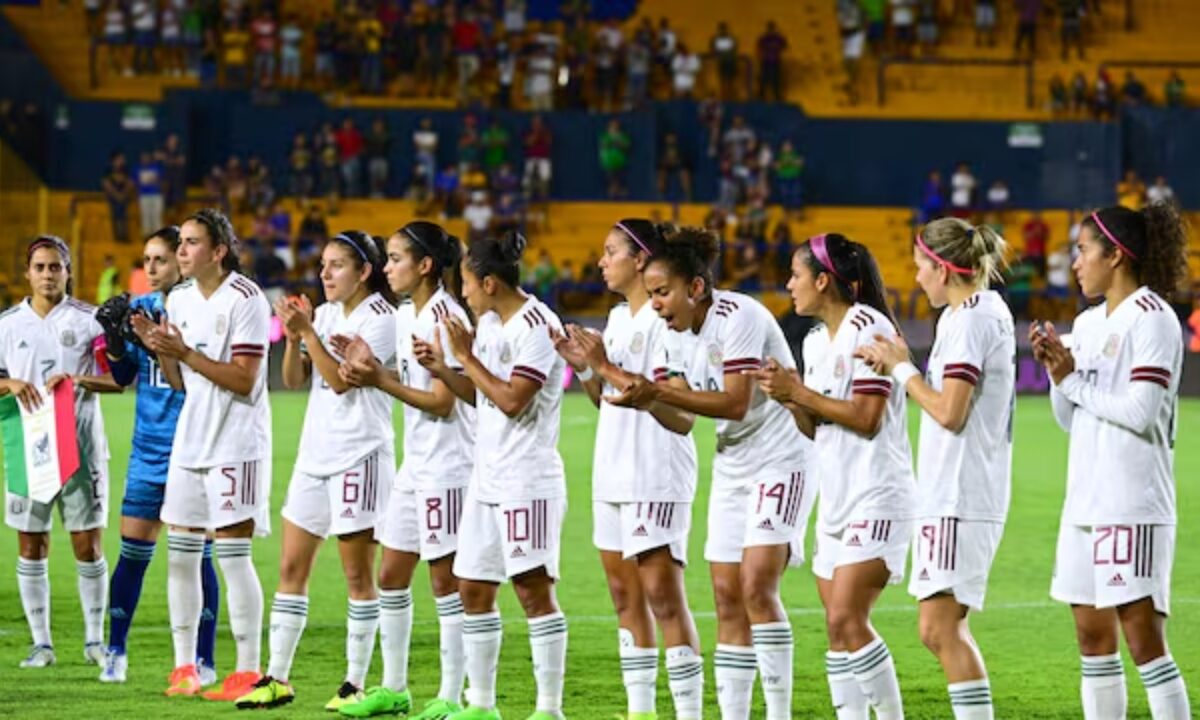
[59,330,76,348]
[216,314,228,335]
[500,343,512,364]
[834,355,846,378]
[1103,334,1120,358]
[629,332,645,354]
[707,343,722,367]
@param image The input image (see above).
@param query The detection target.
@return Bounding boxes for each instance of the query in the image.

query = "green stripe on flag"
[0,395,28,497]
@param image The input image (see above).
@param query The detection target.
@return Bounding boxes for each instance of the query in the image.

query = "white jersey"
[395,287,475,488]
[672,290,809,484]
[1057,287,1181,526]
[166,272,272,468]
[593,301,697,503]
[917,290,1015,521]
[471,296,565,503]
[295,293,396,476]
[804,303,916,534]
[0,297,109,470]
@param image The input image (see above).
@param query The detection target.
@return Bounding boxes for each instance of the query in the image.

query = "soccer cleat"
[165,664,202,697]
[98,649,127,683]
[338,686,413,717]
[19,645,56,668]
[198,663,218,688]
[446,707,503,720]
[234,675,296,709]
[408,697,463,720]
[83,642,106,665]
[524,712,565,720]
[325,681,365,712]
[202,670,264,701]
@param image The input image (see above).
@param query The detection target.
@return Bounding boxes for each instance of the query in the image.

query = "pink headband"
[616,222,652,256]
[1091,211,1137,259]
[916,232,974,275]
[809,234,850,286]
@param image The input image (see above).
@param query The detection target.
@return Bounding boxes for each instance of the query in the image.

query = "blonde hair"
[919,217,1007,288]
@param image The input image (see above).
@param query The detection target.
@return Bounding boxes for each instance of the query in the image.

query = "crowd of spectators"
[1048,68,1188,118]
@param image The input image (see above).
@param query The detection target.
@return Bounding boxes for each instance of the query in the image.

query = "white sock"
[848,637,904,720]
[528,612,568,714]
[1138,654,1191,720]
[380,588,413,692]
[215,538,263,672]
[266,593,308,681]
[167,531,205,668]
[1081,653,1127,720]
[462,611,503,710]
[666,645,704,720]
[76,558,108,646]
[827,650,869,720]
[346,598,380,688]
[753,621,794,720]
[435,593,466,703]
[713,643,756,719]
[949,679,993,719]
[618,628,657,715]
[16,557,51,647]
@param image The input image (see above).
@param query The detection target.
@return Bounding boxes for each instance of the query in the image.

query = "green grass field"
[1,393,1198,719]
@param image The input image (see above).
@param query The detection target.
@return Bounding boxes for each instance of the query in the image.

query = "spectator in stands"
[699,94,724,157]
[1116,169,1145,210]
[278,14,303,89]
[950,163,977,214]
[1015,0,1040,56]
[336,117,365,198]
[461,162,488,195]
[599,119,631,199]
[359,12,385,95]
[136,151,165,237]
[493,190,524,237]
[434,164,462,218]
[716,156,740,212]
[770,221,793,287]
[314,13,337,91]
[1147,176,1176,206]
[103,152,135,243]
[130,0,157,74]
[452,7,482,102]
[413,117,438,194]
[986,180,1011,211]
[181,1,204,77]
[365,117,391,199]
[917,0,940,53]
[711,22,740,101]
[522,38,556,110]
[861,0,887,54]
[504,0,527,35]
[658,132,692,202]
[1058,0,1084,60]
[529,249,557,303]
[1070,71,1089,114]
[891,0,917,55]
[1022,210,1049,275]
[225,155,248,212]
[656,17,678,83]
[251,9,277,87]
[592,20,623,113]
[839,0,866,104]
[919,169,945,222]
[457,114,481,176]
[203,163,228,214]
[738,191,770,247]
[482,119,511,181]
[102,0,129,76]
[420,6,451,97]
[626,34,652,109]
[1165,71,1186,108]
[297,204,329,267]
[158,0,183,76]
[464,191,493,243]
[730,242,763,293]
[723,115,757,166]
[1048,74,1068,114]
[223,20,251,88]
[774,140,804,217]
[493,162,521,196]
[289,133,314,205]
[246,155,274,210]
[268,200,292,265]
[390,15,419,95]
[975,0,997,47]
[1092,68,1115,118]
[97,255,120,304]
[523,115,553,202]
[161,133,187,221]
[317,126,341,213]
[1121,71,1147,105]
[671,42,701,99]
[757,21,789,102]
[494,39,516,108]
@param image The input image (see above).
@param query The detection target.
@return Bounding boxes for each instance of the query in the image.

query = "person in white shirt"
[1031,204,1192,720]
[335,222,475,720]
[1146,176,1175,207]
[234,231,395,711]
[671,44,701,98]
[752,233,914,720]
[1,236,122,670]
[415,231,567,720]
[857,218,1014,720]
[135,208,273,702]
[608,226,815,720]
[950,163,976,212]
[551,219,703,720]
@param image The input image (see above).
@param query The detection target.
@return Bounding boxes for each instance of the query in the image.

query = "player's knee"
[739,574,780,617]
[826,606,867,647]
[277,553,311,588]
[1075,623,1118,656]
[429,571,458,598]
[918,614,954,656]
[70,531,103,562]
[711,577,744,623]
[605,574,639,616]
[342,564,374,597]
[1123,632,1166,666]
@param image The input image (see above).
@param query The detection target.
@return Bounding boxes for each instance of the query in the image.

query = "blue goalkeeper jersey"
[109,292,185,483]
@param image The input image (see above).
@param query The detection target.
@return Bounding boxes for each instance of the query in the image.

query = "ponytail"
[800,233,897,328]
[1084,204,1188,298]
[917,217,1008,288]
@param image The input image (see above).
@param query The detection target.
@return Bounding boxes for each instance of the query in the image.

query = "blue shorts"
[122,475,167,521]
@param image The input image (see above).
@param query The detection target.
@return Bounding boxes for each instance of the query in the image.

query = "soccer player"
[752,233,915,720]
[95,226,220,684]
[1,235,121,668]
[608,226,815,720]
[234,231,396,711]
[135,208,273,701]
[414,231,568,720]
[335,222,475,720]
[1032,204,1192,720]
[551,219,703,720]
[856,219,1014,720]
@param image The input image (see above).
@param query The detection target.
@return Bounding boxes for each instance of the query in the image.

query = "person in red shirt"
[452,8,482,103]
[1022,210,1049,276]
[335,118,365,198]
[523,115,553,202]
[251,9,277,86]
[757,21,789,102]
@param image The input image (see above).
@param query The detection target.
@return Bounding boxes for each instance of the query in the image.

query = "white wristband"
[891,361,920,387]
[576,366,594,382]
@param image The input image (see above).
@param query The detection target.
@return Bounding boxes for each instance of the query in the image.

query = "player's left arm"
[176,295,268,397]
[460,322,552,419]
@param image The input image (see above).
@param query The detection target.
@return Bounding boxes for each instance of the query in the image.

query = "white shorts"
[161,459,268,533]
[453,494,565,584]
[5,464,108,533]
[593,500,691,565]
[377,481,467,561]
[1051,524,1174,615]
[908,517,1004,611]
[282,450,391,539]
[704,468,813,567]
[813,519,912,584]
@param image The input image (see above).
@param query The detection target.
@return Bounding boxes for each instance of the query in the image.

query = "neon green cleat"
[446,706,502,720]
[234,676,295,709]
[326,682,365,712]
[337,686,412,717]
[410,697,464,720]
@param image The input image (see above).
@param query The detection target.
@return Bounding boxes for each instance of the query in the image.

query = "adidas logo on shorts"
[757,519,774,531]
[510,546,526,558]
[221,499,235,511]
[919,568,930,581]
[340,508,355,519]
[427,532,439,544]
[632,525,648,537]
[846,535,862,547]
[1108,573,1126,587]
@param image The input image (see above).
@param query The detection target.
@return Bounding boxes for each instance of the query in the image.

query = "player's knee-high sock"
[713,644,756,719]
[435,592,466,703]
[107,538,155,654]
[197,540,219,669]
[848,637,904,720]
[666,645,704,720]
[265,593,308,681]
[346,598,380,688]
[214,538,263,672]
[462,611,503,710]
[1081,654,1127,720]
[618,628,657,716]
[528,612,568,715]
[752,621,794,720]
[826,650,869,720]
[1138,654,1189,720]
[16,557,51,648]
[167,531,205,668]
[77,556,108,646]
[380,588,413,692]
[948,679,994,719]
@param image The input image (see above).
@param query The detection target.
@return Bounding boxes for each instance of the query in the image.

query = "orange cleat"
[165,664,202,697]
[202,670,264,702]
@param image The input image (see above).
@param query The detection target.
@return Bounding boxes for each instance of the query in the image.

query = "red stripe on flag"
[53,379,80,483]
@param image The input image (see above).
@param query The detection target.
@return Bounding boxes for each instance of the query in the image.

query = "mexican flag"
[0,379,80,503]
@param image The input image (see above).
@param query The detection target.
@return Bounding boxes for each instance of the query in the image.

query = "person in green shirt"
[96,255,120,303]
[1165,71,1186,108]
[599,120,631,199]
[861,0,887,52]
[481,120,510,178]
[774,140,804,216]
